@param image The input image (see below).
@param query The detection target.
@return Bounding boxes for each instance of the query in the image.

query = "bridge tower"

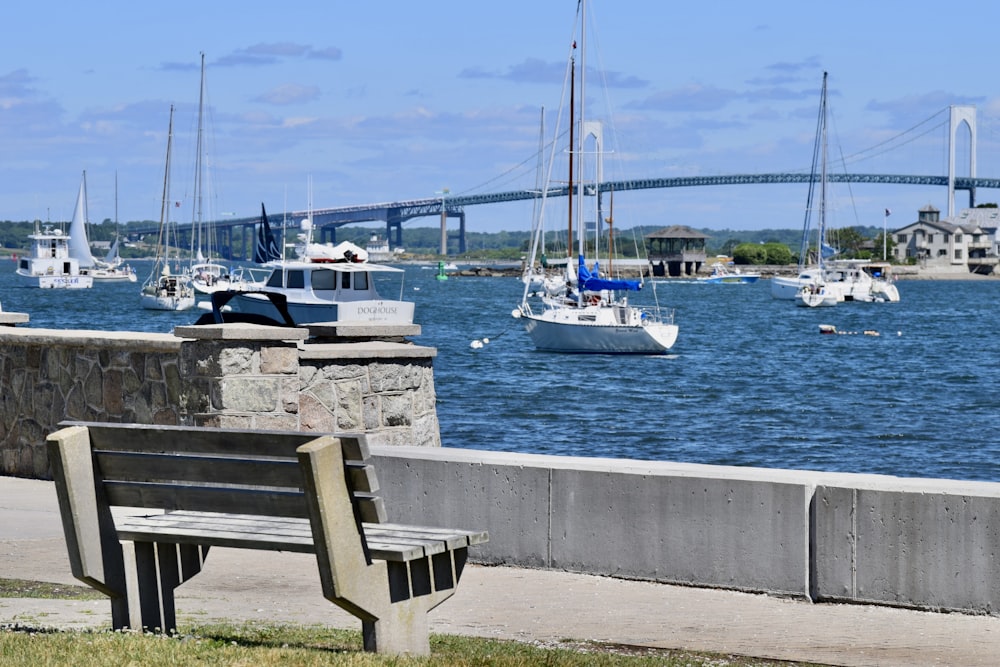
[581,119,604,241]
[948,105,976,216]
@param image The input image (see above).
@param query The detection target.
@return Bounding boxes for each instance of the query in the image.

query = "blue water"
[4,262,999,482]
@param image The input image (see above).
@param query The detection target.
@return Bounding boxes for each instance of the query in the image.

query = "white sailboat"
[69,171,137,283]
[513,0,678,354]
[773,72,900,305]
[187,53,232,295]
[140,106,196,311]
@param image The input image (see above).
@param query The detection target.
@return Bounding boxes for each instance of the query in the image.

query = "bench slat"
[104,481,309,518]
[95,450,304,488]
[112,511,482,562]
[370,523,490,547]
[67,422,369,464]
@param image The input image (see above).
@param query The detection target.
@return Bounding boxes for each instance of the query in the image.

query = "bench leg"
[362,598,432,656]
[121,541,209,633]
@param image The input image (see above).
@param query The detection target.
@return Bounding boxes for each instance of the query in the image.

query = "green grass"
[0,579,821,666]
[0,623,821,666]
[0,579,103,601]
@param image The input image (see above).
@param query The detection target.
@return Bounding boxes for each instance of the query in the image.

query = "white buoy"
[470,340,484,349]
[482,338,490,345]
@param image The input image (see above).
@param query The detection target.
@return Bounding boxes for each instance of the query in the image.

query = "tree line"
[0,219,896,264]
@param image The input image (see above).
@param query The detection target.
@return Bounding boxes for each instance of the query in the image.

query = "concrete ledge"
[299,341,436,360]
[0,312,29,326]
[174,323,309,341]
[304,321,422,339]
[0,326,182,351]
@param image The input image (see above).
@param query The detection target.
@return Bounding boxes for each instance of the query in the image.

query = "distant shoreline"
[446,262,1000,281]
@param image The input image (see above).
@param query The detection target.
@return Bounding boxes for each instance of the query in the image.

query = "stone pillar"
[175,323,308,431]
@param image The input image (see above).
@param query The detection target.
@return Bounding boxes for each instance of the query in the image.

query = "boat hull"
[230,293,414,326]
[85,268,137,283]
[522,306,678,354]
[16,270,93,289]
[771,273,820,299]
[700,275,759,284]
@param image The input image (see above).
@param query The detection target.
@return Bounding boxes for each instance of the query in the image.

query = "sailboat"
[140,106,196,311]
[187,53,232,295]
[254,203,282,264]
[69,171,137,283]
[513,0,678,354]
[772,72,900,305]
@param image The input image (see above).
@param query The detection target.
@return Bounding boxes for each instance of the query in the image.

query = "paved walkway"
[2,475,999,666]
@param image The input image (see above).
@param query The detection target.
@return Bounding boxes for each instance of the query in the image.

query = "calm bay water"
[4,261,999,482]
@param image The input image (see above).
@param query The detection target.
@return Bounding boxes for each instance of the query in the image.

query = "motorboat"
[205,249,414,327]
[698,263,760,284]
[15,223,93,289]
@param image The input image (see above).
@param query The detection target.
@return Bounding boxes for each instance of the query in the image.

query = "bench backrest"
[57,421,387,524]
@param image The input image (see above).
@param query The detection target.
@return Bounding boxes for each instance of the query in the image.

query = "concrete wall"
[370,445,1000,615]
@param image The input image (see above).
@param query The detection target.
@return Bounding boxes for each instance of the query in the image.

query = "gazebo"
[644,226,709,277]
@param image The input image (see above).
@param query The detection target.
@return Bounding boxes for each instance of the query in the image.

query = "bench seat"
[116,510,488,560]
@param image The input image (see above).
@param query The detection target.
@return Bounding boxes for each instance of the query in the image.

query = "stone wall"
[0,323,439,477]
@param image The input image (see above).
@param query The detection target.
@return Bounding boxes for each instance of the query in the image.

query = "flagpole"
[883,208,889,261]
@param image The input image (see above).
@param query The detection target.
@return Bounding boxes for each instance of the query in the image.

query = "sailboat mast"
[567,53,575,258]
[577,0,587,261]
[193,52,206,260]
[157,106,174,266]
[818,71,828,271]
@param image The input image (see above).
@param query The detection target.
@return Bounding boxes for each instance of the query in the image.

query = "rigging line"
[449,126,572,198]
[838,119,949,168]
[837,107,950,163]
[827,100,861,229]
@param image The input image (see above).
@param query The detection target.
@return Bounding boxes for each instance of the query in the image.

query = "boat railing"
[640,305,675,324]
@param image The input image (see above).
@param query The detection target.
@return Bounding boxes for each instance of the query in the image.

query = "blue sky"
[2,0,998,235]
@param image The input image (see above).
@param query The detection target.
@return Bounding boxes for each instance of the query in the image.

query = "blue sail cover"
[578,255,641,292]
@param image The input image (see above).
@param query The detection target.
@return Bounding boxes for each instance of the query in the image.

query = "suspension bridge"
[150,104,999,259]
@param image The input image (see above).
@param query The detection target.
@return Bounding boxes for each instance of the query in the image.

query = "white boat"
[68,171,137,283]
[513,0,678,354]
[772,72,899,305]
[15,222,93,289]
[698,263,760,284]
[206,256,414,326]
[140,106,196,311]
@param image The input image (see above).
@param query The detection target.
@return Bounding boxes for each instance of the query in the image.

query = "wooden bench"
[46,422,488,655]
